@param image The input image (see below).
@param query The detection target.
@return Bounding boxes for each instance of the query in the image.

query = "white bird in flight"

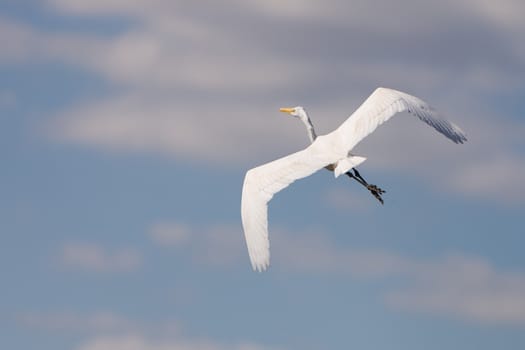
[241,87,467,272]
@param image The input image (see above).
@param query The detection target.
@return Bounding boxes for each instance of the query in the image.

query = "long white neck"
[299,110,317,143]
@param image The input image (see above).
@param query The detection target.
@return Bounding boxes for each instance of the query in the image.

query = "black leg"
[345,168,386,204]
[352,168,368,184]
[345,170,368,187]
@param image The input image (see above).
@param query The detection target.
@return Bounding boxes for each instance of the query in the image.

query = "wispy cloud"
[16,310,278,350]
[0,16,109,65]
[61,242,142,272]
[17,311,138,333]
[385,254,525,325]
[276,232,525,325]
[148,220,244,267]
[2,1,524,204]
[153,219,525,326]
[149,222,191,247]
[48,93,300,164]
[451,156,525,202]
[0,17,40,63]
[74,334,278,350]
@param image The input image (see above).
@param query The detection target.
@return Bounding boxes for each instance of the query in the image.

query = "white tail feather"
[334,156,367,178]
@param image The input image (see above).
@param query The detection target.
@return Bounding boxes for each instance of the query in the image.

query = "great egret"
[241,87,467,272]
[279,105,386,203]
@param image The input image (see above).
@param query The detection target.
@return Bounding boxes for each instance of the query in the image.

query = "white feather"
[334,156,367,178]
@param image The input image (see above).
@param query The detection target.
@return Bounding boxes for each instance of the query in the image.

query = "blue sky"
[2,1,525,349]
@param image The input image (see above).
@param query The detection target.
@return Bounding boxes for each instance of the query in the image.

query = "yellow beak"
[279,107,295,114]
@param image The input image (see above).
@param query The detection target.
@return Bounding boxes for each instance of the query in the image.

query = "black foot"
[366,184,386,205]
[345,169,386,205]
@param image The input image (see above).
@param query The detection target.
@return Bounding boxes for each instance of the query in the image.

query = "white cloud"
[0,16,109,65]
[149,222,191,247]
[17,311,137,333]
[385,254,525,325]
[153,219,525,326]
[16,311,276,350]
[147,221,245,267]
[10,1,525,93]
[75,334,277,350]
[47,0,179,19]
[1,8,303,91]
[61,242,142,272]
[284,235,525,325]
[276,231,525,325]
[48,93,301,164]
[451,156,525,202]
[16,310,185,337]
[271,228,412,277]
[467,0,525,32]
[442,117,525,203]
[0,17,41,63]
[2,1,524,204]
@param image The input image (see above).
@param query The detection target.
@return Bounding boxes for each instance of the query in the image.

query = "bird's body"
[282,105,386,202]
[241,87,467,272]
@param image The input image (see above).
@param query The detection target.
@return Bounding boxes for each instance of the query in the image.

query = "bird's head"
[279,106,308,121]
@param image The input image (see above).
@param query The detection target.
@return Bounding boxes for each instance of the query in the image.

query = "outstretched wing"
[336,87,467,151]
[241,138,337,272]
